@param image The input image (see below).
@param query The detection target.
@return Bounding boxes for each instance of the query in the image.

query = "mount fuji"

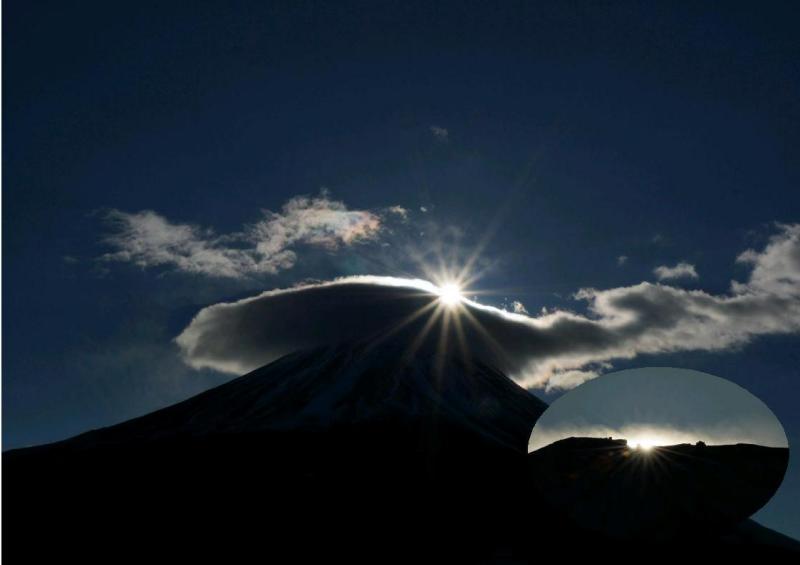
[5,335,798,561]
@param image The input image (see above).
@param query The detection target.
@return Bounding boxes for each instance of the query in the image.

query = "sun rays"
[368,273,518,385]
[344,214,525,384]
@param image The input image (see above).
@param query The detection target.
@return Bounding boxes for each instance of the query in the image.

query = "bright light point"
[437,283,463,306]
[628,438,659,451]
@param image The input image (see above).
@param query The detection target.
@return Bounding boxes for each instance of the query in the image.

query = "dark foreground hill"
[528,437,790,542]
[5,341,799,562]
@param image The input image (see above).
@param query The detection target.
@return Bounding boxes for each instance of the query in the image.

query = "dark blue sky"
[5,1,800,537]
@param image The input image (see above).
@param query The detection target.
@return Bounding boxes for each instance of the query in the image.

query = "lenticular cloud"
[176,224,800,390]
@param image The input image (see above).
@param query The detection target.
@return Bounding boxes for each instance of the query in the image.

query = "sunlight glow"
[628,437,662,451]
[437,283,463,306]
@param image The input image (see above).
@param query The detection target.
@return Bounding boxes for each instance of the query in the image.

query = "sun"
[437,283,464,306]
[628,437,659,451]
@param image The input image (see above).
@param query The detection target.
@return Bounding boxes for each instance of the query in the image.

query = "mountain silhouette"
[528,437,790,542]
[4,340,799,562]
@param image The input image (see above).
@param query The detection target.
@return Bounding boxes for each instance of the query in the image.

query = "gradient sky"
[5,1,800,538]
[529,367,789,451]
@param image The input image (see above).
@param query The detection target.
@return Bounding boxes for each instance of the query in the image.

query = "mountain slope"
[4,340,546,562]
[4,341,797,562]
[29,338,546,452]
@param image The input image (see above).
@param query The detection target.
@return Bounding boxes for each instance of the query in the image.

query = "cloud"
[176,224,800,391]
[512,301,529,314]
[102,193,395,278]
[430,125,449,142]
[542,369,600,391]
[733,223,800,296]
[385,205,409,220]
[617,255,628,266]
[653,261,698,281]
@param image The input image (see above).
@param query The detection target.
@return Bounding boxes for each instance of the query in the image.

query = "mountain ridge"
[10,340,545,454]
[528,435,791,542]
[4,342,798,562]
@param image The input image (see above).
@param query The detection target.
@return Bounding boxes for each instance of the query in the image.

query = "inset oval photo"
[527,368,789,541]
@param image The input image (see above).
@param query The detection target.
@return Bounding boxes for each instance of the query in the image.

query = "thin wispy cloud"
[385,205,409,220]
[176,223,800,392]
[101,193,406,278]
[617,255,628,266]
[653,261,698,281]
[430,125,449,142]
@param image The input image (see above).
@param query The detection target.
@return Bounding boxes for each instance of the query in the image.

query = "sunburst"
[437,283,464,306]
